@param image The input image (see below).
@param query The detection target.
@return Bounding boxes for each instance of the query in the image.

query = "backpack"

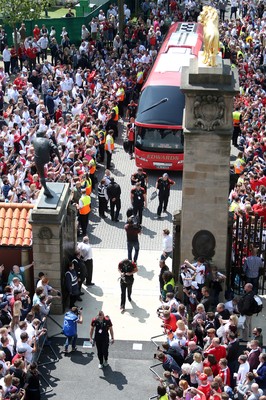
[253,295,263,315]
[62,311,78,336]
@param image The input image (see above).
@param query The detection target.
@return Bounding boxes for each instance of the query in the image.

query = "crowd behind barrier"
[150,258,265,400]
[0,265,60,399]
[0,0,265,399]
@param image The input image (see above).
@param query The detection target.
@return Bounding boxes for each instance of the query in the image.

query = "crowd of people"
[154,257,265,400]
[0,262,55,399]
[0,0,265,398]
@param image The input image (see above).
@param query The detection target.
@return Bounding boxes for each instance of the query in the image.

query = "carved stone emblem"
[38,226,53,239]
[193,95,225,131]
[192,230,216,259]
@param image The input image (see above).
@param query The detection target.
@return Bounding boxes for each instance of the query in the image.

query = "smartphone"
[154,354,157,359]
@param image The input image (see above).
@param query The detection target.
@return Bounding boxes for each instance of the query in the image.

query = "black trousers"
[157,194,169,216]
[220,9,225,21]
[120,279,133,308]
[232,126,241,146]
[106,150,112,169]
[85,259,93,285]
[128,140,134,156]
[95,337,109,364]
[99,197,107,217]
[133,204,143,225]
[98,144,105,162]
[4,61,10,75]
[110,198,121,221]
[78,213,89,235]
[70,294,78,308]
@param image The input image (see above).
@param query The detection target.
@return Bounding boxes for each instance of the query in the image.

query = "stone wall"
[30,183,76,314]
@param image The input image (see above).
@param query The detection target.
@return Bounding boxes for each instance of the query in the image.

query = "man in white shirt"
[160,229,173,261]
[237,355,250,384]
[37,34,49,61]
[78,236,94,286]
[2,45,11,75]
[16,332,37,364]
[184,257,206,287]
[64,73,74,92]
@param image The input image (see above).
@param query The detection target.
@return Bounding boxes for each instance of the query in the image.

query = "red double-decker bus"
[135,22,203,171]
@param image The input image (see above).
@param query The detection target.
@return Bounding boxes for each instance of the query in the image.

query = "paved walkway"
[88,122,182,251]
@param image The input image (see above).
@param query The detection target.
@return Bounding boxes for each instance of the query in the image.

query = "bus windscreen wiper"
[140,98,168,114]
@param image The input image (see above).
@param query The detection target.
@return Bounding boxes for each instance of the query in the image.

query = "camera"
[78,307,83,314]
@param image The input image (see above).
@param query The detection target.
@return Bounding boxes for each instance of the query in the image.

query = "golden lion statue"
[198,6,219,67]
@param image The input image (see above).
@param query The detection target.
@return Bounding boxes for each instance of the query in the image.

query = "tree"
[1,0,54,49]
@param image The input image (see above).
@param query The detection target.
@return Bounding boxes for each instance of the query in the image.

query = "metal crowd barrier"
[32,314,60,396]
[148,332,167,399]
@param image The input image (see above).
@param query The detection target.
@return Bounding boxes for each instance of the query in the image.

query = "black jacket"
[107,182,121,200]
[238,290,255,316]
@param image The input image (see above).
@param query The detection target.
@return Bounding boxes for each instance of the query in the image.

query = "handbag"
[238,315,246,329]
[217,324,225,338]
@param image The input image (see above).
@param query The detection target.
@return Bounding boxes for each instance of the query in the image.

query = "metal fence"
[228,213,266,295]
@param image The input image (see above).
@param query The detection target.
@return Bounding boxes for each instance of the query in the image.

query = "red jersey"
[26,47,37,59]
[198,382,211,400]
[219,367,231,386]
[33,27,40,40]
[205,345,226,362]
[163,314,177,332]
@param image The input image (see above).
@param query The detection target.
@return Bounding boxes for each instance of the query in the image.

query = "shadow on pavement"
[84,284,104,297]
[68,350,94,365]
[112,168,126,177]
[126,300,150,323]
[100,366,128,390]
[137,265,155,281]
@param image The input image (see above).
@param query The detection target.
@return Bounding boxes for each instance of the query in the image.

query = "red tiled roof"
[0,203,34,247]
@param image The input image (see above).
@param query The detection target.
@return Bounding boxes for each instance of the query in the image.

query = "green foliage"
[1,0,55,27]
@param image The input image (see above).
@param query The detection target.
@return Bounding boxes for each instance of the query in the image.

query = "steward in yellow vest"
[105,130,114,170]
[78,188,91,236]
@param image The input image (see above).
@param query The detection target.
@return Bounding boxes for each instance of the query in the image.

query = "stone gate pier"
[177,55,239,276]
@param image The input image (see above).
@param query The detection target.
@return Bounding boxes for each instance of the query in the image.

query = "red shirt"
[33,27,40,40]
[26,47,37,59]
[198,382,211,400]
[219,367,231,386]
[163,314,177,332]
[205,345,226,362]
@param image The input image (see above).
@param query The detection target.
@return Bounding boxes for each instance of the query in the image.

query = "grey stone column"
[180,58,239,272]
[29,183,76,314]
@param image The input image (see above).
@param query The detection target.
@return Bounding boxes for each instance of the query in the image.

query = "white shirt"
[78,241,92,261]
[37,36,48,49]
[162,234,173,253]
[237,361,250,384]
[2,49,11,62]
[16,341,33,363]
[194,263,205,284]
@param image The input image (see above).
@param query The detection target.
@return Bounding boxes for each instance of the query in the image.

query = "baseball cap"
[17,346,27,354]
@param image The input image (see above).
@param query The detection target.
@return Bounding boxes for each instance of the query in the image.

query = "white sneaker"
[103,361,109,367]
[98,363,103,369]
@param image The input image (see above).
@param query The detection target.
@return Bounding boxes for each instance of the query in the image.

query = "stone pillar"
[180,56,239,272]
[29,183,76,314]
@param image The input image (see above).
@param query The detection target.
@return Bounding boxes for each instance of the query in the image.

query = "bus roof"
[135,86,185,127]
[144,22,203,88]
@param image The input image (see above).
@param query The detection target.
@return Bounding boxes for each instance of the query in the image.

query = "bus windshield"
[135,127,184,154]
